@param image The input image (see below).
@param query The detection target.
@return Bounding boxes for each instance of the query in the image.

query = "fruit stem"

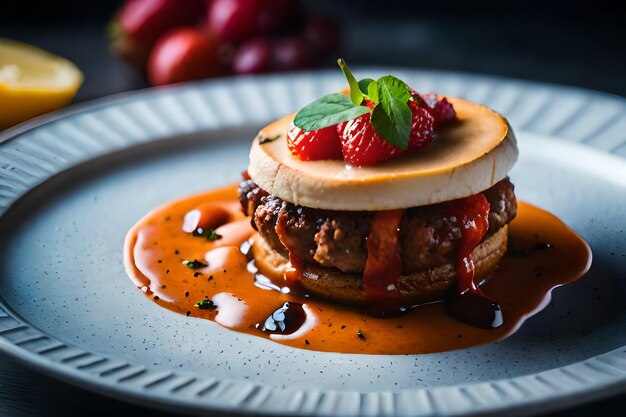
[337,58,363,106]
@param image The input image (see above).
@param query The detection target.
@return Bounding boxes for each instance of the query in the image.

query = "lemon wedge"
[0,38,83,130]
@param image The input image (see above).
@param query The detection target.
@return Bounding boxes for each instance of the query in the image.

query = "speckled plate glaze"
[0,70,625,417]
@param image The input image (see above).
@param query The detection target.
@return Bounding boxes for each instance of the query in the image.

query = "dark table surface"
[1,2,625,416]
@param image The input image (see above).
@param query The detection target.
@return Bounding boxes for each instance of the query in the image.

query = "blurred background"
[1,0,625,416]
[1,0,625,104]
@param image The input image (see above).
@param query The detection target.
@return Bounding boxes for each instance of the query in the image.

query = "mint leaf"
[377,75,410,105]
[367,80,379,103]
[337,58,363,106]
[370,76,412,149]
[370,104,411,149]
[294,93,370,131]
[358,78,380,103]
[358,78,374,95]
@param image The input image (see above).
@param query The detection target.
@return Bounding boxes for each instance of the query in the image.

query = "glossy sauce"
[362,209,404,317]
[124,184,592,354]
[444,193,504,329]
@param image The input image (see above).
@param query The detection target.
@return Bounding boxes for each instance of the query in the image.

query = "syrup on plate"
[124,184,591,354]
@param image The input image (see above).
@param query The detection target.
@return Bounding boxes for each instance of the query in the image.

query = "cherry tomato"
[110,0,205,69]
[207,0,261,42]
[232,38,272,74]
[271,36,311,71]
[116,0,205,47]
[147,27,223,85]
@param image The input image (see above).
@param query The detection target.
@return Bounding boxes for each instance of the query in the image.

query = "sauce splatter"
[124,184,592,354]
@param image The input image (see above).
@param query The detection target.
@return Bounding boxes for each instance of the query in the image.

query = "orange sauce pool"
[124,184,592,354]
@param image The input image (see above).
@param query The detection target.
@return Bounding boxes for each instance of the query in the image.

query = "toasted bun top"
[248,96,518,211]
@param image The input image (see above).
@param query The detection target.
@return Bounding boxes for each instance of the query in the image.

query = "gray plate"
[0,69,625,417]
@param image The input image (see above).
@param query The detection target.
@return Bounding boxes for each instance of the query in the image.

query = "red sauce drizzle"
[124,184,592,354]
[274,219,302,285]
[285,253,303,284]
[363,209,405,316]
[444,193,504,328]
[447,194,491,292]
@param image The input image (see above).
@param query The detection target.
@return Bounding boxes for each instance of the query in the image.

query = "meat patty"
[239,178,517,274]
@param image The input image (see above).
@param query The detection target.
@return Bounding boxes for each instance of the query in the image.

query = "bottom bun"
[252,225,508,306]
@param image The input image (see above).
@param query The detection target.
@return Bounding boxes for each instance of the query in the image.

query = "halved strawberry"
[287,124,343,161]
[337,113,403,167]
[408,101,435,151]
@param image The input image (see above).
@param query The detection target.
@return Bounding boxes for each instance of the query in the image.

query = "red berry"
[362,98,376,110]
[271,37,311,71]
[207,0,261,42]
[110,0,206,69]
[415,93,456,127]
[337,113,403,167]
[287,125,343,161]
[232,38,271,74]
[147,28,223,86]
[408,101,435,151]
[115,0,205,48]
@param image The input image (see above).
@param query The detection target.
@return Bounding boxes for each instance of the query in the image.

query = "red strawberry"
[415,93,456,126]
[362,98,376,110]
[337,113,403,167]
[287,124,343,161]
[408,101,435,151]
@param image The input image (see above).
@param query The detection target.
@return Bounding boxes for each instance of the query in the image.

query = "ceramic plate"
[0,69,625,417]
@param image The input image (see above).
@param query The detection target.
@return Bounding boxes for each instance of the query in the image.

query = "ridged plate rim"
[0,68,625,416]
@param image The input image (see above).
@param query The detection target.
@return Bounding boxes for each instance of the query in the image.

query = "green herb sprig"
[293,59,413,150]
[194,228,222,241]
[194,297,217,310]
[183,259,208,269]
